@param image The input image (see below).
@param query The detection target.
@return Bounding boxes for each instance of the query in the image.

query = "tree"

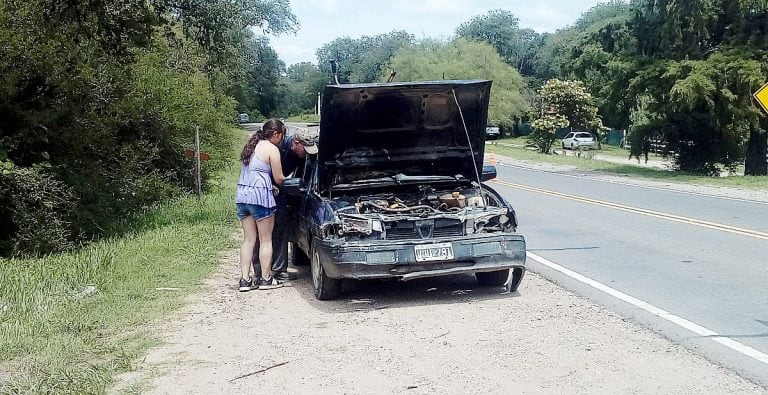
[274,62,327,116]
[385,38,530,129]
[529,79,604,153]
[530,115,569,153]
[315,31,414,83]
[540,79,603,129]
[456,9,544,75]
[0,0,298,256]
[534,1,634,129]
[626,0,768,175]
[537,0,768,175]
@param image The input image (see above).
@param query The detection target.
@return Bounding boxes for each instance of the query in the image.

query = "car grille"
[385,227,418,240]
[433,224,463,237]
[384,219,463,240]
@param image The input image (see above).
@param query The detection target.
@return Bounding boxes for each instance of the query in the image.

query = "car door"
[294,157,318,255]
[563,132,575,146]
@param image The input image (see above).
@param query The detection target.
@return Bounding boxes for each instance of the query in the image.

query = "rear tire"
[475,269,510,287]
[311,245,341,300]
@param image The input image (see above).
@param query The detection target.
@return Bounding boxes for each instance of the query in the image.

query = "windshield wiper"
[334,174,464,189]
[393,173,462,183]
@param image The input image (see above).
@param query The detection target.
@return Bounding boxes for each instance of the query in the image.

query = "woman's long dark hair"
[240,118,285,165]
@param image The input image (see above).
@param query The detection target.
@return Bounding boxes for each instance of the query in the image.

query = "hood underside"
[318,80,492,192]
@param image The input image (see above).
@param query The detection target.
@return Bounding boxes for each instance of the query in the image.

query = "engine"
[324,185,516,241]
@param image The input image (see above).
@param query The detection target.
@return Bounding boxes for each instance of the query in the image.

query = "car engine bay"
[323,184,516,240]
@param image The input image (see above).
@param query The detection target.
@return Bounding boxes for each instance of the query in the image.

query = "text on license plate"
[414,242,454,262]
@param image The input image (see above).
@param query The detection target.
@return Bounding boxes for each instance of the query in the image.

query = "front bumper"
[315,233,526,281]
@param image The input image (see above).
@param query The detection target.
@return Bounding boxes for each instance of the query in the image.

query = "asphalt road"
[489,159,768,387]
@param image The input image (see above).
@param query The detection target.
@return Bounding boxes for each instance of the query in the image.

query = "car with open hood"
[283,80,526,300]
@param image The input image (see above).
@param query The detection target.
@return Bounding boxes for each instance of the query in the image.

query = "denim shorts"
[236,203,276,221]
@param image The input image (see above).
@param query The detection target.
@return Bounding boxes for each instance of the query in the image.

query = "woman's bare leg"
[239,216,258,280]
[255,215,275,279]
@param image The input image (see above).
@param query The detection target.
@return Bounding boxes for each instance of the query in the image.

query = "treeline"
[0,0,297,257]
[279,0,768,176]
[533,0,768,175]
[5,0,767,256]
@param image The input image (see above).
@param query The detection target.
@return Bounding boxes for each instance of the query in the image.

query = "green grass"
[285,113,320,123]
[488,137,768,190]
[0,149,240,394]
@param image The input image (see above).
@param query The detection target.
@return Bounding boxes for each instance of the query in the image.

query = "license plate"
[414,242,454,262]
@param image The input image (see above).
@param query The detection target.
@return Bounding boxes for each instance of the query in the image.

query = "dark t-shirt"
[279,135,301,177]
[275,136,302,206]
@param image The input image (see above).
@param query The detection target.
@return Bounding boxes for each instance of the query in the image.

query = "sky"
[267,0,606,66]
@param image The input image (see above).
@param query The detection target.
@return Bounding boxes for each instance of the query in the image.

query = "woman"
[235,118,286,291]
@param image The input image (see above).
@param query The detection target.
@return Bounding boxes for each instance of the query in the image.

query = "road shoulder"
[110,247,763,393]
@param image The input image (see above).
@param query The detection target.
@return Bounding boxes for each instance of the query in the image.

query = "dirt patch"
[110,247,762,394]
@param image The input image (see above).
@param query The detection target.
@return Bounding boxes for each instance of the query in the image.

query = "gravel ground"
[110,156,766,394]
[110,252,762,394]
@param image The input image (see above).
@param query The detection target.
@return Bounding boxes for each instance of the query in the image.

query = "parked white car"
[562,131,595,150]
[485,126,501,140]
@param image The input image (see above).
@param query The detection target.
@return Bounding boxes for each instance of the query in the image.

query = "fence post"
[195,126,202,197]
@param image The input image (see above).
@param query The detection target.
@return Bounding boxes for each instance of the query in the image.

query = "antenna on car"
[386,70,396,83]
[451,88,486,205]
[329,58,340,85]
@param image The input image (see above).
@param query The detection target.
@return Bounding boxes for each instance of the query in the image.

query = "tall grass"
[0,155,240,393]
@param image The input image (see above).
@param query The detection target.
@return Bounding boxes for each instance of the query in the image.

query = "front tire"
[311,245,341,300]
[475,269,510,287]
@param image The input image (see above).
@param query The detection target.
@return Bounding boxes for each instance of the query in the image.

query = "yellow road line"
[492,179,768,241]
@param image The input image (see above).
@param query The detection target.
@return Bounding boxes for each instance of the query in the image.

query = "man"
[253,127,318,281]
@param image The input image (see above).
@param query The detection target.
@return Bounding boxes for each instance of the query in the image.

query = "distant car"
[237,113,250,124]
[562,131,595,150]
[485,126,501,140]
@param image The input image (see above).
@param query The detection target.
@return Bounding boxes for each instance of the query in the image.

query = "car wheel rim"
[312,250,321,290]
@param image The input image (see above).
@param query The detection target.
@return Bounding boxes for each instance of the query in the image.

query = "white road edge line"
[526,251,768,366]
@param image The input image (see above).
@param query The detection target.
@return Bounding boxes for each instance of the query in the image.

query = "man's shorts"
[236,203,276,221]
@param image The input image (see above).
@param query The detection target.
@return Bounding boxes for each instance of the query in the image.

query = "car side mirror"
[282,177,305,196]
[481,165,497,182]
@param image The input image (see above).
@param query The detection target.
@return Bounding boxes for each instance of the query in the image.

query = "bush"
[0,164,77,256]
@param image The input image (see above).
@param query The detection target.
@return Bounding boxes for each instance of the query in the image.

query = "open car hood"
[318,80,491,192]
